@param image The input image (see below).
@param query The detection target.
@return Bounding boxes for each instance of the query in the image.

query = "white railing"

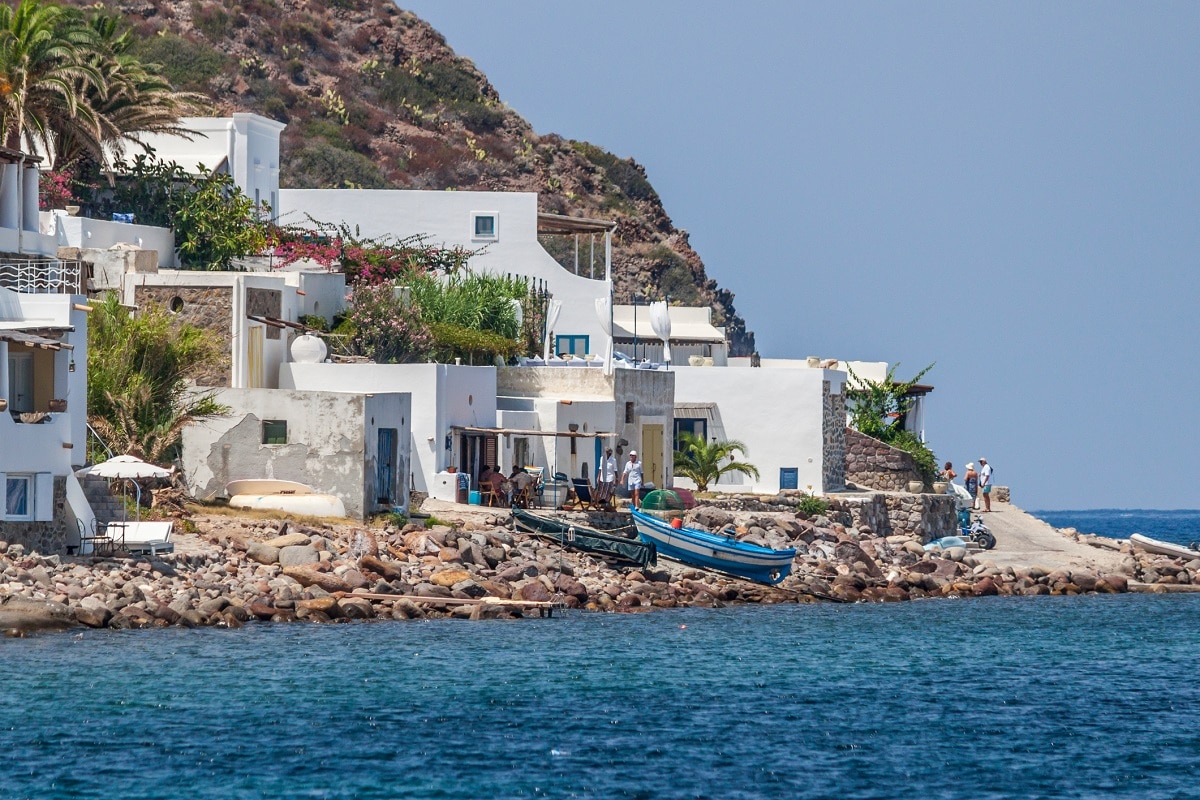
[0,259,84,294]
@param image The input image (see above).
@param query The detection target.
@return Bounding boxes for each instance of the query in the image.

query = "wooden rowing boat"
[512,508,656,568]
[631,509,795,585]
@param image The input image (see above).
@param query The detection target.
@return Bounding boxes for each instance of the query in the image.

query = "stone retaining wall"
[3,477,69,554]
[844,429,923,491]
[822,382,847,491]
[828,492,958,543]
[697,489,958,543]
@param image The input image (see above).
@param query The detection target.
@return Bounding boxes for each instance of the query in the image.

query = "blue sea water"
[4,509,1200,799]
[1033,508,1200,547]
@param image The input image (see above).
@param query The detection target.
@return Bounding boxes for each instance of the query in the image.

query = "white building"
[278,189,616,358]
[122,113,286,217]
[613,304,728,367]
[672,361,847,496]
[0,284,92,550]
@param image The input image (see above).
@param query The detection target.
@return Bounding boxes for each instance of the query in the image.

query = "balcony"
[0,258,85,294]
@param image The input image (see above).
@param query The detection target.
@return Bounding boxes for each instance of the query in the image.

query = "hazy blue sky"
[400,1,1200,510]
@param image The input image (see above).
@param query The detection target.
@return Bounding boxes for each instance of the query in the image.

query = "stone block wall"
[829,492,958,542]
[134,286,233,386]
[1,477,69,554]
[822,382,847,491]
[844,428,923,491]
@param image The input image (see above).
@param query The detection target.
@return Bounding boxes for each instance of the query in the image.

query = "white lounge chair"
[108,521,174,555]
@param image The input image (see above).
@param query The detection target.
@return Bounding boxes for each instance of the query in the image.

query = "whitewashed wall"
[672,366,843,495]
[281,362,497,493]
[278,189,612,353]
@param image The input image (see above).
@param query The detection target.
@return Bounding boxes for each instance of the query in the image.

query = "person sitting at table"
[509,467,536,507]
[483,465,506,506]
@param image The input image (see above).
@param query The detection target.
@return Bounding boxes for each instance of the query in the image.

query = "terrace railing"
[0,258,85,294]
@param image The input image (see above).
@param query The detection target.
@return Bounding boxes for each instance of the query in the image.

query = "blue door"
[377,428,396,506]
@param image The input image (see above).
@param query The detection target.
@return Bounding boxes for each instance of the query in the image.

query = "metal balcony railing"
[0,258,84,294]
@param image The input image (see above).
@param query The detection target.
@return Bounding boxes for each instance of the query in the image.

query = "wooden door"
[642,423,664,490]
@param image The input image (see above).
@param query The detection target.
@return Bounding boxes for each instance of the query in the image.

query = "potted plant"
[48,399,68,412]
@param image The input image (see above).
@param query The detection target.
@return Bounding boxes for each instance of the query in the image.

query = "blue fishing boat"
[631,509,796,585]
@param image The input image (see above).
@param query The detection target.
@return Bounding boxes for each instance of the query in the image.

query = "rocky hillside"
[73,0,756,355]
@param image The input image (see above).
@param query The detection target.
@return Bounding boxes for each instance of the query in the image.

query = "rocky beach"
[3,497,1198,637]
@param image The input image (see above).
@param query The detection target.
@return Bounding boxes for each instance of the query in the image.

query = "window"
[472,212,498,240]
[625,402,635,424]
[556,334,590,356]
[5,475,31,520]
[673,418,708,451]
[262,420,288,444]
[779,468,799,490]
[513,437,529,470]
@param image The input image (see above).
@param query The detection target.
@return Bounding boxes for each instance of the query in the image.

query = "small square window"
[5,475,31,520]
[472,213,498,239]
[262,420,288,445]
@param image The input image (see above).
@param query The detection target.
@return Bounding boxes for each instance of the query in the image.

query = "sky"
[399,1,1200,510]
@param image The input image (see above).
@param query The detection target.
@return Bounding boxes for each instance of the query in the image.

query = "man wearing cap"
[622,450,644,508]
[978,457,993,512]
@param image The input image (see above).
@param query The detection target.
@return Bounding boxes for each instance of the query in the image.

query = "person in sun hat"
[963,462,979,508]
[978,457,993,512]
[622,450,644,508]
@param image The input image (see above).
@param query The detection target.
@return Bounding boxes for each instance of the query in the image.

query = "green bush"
[422,62,482,103]
[572,141,659,203]
[797,496,829,517]
[886,429,939,487]
[130,33,228,90]
[282,140,389,189]
[646,245,702,305]
[457,101,506,131]
[192,4,229,40]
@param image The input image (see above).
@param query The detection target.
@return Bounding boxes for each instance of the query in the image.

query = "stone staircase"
[79,476,126,527]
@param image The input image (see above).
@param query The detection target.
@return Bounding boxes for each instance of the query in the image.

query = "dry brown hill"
[83,0,755,354]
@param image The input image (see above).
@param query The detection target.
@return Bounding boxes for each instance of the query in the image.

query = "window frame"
[5,474,32,521]
[262,419,288,445]
[471,211,499,241]
[555,334,590,356]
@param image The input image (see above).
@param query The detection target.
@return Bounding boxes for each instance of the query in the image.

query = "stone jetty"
[1,500,1196,635]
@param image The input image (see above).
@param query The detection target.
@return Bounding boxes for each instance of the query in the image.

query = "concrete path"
[975,501,1129,573]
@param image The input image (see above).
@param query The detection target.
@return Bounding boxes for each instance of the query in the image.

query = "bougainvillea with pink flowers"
[271,219,476,284]
[39,167,76,210]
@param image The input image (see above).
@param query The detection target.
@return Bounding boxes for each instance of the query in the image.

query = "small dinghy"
[1129,533,1200,561]
[226,479,347,518]
[631,508,796,585]
[513,508,656,568]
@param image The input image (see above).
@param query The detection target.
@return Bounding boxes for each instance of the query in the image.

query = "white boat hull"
[229,493,347,518]
[1130,533,1200,561]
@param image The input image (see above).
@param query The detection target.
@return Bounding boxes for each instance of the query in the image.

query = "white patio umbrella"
[75,455,174,525]
[542,299,562,361]
[595,295,613,374]
[649,300,672,366]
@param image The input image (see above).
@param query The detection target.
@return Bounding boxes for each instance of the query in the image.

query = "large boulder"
[279,546,320,567]
[0,596,78,633]
[283,565,351,594]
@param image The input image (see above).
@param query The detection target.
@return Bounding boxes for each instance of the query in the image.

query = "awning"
[0,330,72,350]
[537,212,617,235]
[612,318,725,343]
[453,425,619,439]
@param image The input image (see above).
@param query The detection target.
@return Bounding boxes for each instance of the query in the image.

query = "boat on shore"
[226,479,347,518]
[1129,533,1200,561]
[513,508,656,568]
[631,509,796,585]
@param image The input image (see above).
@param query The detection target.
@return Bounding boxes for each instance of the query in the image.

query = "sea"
[3,510,1199,800]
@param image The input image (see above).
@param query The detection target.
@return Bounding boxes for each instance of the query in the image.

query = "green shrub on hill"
[130,32,228,90]
[282,140,389,189]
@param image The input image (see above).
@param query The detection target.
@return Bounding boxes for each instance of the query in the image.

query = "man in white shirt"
[622,450,644,508]
[978,457,993,512]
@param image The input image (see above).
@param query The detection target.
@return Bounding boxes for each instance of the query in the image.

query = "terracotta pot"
[48,399,67,412]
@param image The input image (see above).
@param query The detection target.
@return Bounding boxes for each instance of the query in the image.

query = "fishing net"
[640,489,685,512]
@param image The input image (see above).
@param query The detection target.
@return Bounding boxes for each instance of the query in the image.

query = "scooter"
[961,513,996,550]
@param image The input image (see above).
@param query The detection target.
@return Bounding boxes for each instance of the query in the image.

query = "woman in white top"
[622,450,644,508]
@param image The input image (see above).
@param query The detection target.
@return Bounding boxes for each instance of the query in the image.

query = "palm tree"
[673,432,761,492]
[0,0,101,154]
[53,11,205,169]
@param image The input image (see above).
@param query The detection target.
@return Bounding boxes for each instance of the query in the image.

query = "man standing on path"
[622,450,644,509]
[979,457,993,512]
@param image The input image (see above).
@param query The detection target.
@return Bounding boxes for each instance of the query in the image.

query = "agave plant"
[673,432,760,492]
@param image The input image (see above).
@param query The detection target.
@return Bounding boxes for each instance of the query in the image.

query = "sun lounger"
[108,521,174,555]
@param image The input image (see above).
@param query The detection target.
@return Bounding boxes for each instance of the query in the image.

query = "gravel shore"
[1,501,1196,636]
